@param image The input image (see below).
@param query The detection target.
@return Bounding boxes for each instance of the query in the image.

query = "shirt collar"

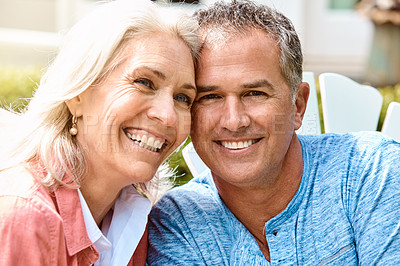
[78,185,151,266]
[78,189,112,253]
[54,184,96,258]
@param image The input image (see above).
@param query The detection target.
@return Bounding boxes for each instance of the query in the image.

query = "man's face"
[191,30,305,187]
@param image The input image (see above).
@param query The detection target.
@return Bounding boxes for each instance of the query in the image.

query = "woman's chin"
[127,163,160,184]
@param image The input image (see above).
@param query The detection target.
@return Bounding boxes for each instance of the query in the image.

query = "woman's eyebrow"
[136,66,166,80]
[182,83,197,92]
[134,66,196,92]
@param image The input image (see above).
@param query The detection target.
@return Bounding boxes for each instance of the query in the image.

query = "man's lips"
[216,138,262,150]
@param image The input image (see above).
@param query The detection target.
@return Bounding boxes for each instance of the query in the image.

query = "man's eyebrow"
[197,80,275,93]
[242,79,275,90]
[197,85,219,93]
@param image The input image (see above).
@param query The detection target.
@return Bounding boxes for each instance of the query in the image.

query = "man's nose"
[220,97,250,132]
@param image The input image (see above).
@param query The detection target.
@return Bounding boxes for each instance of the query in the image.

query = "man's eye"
[246,91,266,96]
[175,94,193,106]
[134,78,153,88]
[198,94,220,100]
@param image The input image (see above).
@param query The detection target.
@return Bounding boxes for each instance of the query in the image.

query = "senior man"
[147,1,400,264]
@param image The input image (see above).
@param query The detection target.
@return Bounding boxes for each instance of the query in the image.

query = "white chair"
[182,72,321,177]
[381,101,400,142]
[319,73,383,133]
[297,72,321,135]
[181,141,208,177]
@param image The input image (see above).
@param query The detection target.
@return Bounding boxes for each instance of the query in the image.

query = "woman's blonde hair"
[1,0,200,204]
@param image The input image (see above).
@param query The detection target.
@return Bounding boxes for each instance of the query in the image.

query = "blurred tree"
[358,0,400,86]
[330,0,359,10]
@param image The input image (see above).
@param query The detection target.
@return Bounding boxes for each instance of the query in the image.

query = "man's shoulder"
[298,132,399,184]
[152,171,221,214]
[148,172,233,265]
[300,131,393,144]
[346,131,398,147]
[300,131,398,156]
[158,171,216,200]
[335,132,399,158]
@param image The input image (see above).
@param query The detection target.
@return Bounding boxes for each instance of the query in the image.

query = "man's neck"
[213,135,303,260]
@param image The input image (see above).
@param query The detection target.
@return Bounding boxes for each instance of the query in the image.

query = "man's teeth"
[221,140,256,150]
[126,132,164,152]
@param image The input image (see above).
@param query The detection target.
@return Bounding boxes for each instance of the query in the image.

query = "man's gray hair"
[194,0,303,97]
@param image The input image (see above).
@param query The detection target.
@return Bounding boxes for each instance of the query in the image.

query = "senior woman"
[0,0,199,265]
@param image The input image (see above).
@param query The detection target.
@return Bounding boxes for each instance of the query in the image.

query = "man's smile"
[216,138,262,150]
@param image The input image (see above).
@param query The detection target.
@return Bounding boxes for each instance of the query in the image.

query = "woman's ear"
[65,95,83,117]
[294,82,310,130]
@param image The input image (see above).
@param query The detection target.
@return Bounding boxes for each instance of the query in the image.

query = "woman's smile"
[124,129,166,153]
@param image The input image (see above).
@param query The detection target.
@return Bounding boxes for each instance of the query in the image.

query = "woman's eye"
[134,78,153,88]
[175,94,193,106]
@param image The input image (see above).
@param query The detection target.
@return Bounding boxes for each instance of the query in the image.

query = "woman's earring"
[69,116,78,136]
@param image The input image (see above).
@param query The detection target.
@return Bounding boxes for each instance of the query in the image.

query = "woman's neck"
[79,177,122,226]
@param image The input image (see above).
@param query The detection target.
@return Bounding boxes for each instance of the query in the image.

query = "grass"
[377,84,400,130]
[0,66,42,111]
[1,66,399,185]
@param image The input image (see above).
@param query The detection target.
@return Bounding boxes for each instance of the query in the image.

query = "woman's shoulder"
[0,166,66,265]
[0,165,40,196]
[0,165,59,219]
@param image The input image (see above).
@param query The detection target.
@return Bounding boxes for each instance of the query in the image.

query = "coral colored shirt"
[0,166,148,266]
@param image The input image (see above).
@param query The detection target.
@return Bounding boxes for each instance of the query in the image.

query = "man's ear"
[294,82,310,130]
[65,95,83,117]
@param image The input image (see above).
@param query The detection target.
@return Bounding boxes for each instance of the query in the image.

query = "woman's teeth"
[126,132,164,152]
[221,140,256,150]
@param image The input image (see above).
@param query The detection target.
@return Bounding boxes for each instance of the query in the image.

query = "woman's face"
[75,33,196,189]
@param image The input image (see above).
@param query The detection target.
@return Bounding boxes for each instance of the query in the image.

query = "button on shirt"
[78,185,151,266]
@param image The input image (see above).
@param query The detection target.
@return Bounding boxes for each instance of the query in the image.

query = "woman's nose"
[147,92,178,127]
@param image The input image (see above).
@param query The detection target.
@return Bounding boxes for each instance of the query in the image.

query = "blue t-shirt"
[148,132,400,265]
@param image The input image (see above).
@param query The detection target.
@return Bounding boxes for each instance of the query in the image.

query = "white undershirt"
[78,185,151,266]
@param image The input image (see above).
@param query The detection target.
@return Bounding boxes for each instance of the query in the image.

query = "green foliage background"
[0,66,43,111]
[1,66,399,185]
